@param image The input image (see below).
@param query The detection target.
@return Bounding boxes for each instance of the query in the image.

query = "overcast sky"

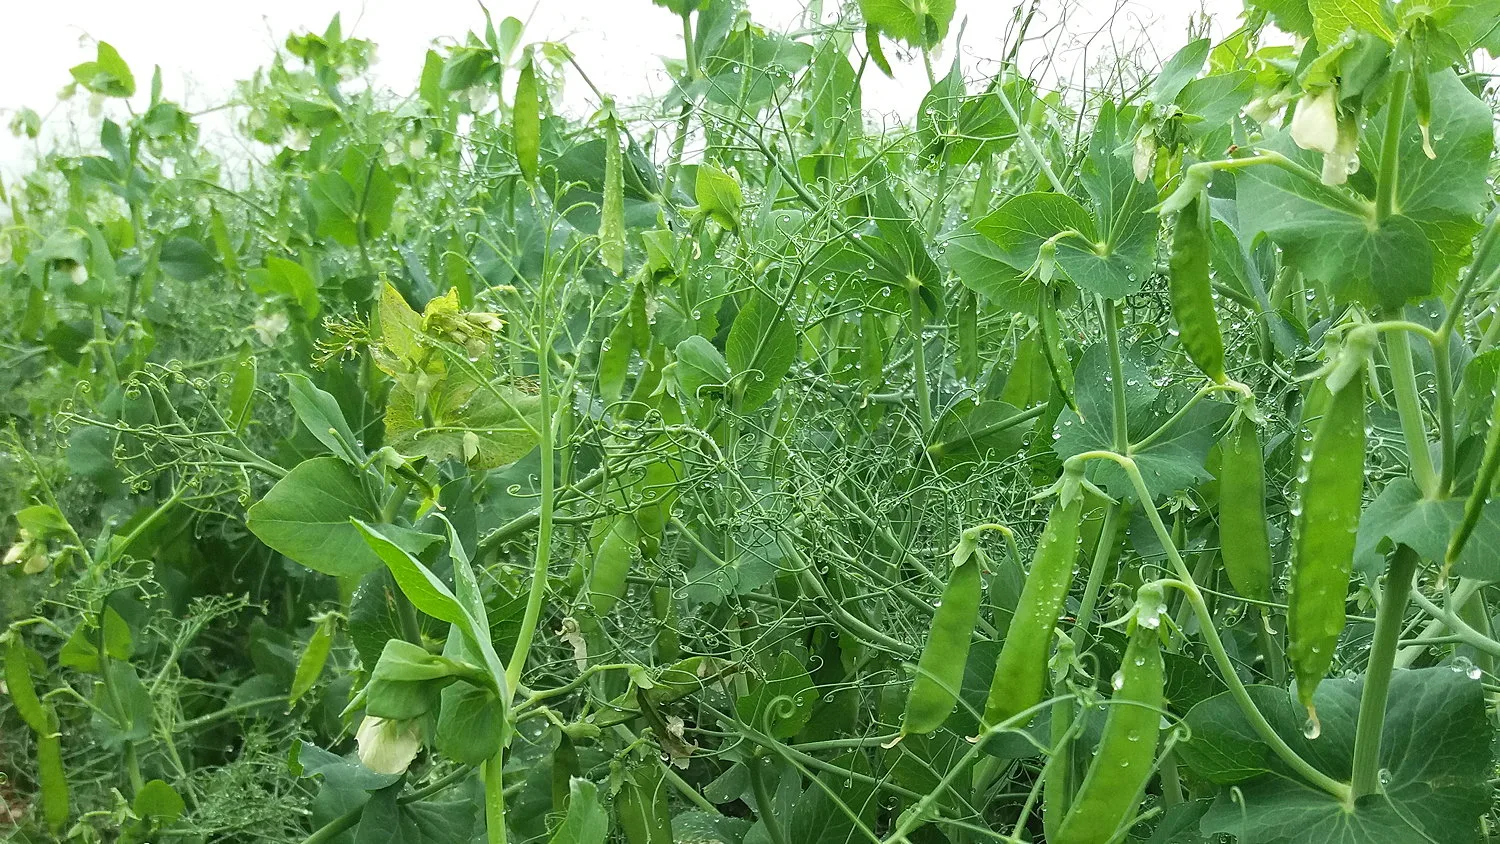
[0,0,1241,178]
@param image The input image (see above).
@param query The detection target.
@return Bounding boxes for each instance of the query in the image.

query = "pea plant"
[2,0,1499,842]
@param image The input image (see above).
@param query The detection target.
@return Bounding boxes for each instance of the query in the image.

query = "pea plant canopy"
[3,0,1500,841]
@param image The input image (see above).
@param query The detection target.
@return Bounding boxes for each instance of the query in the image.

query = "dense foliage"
[3,1,1500,842]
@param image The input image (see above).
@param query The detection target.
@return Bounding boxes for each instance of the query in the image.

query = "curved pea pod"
[898,538,985,737]
[1447,385,1500,571]
[1038,287,1079,416]
[1218,413,1272,604]
[617,761,672,843]
[588,514,638,616]
[1053,585,1166,844]
[982,475,1086,730]
[1168,195,1226,383]
[1287,376,1365,731]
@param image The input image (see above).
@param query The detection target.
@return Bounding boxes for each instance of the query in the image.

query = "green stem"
[907,280,932,434]
[1350,544,1418,799]
[1071,503,1123,646]
[485,746,508,844]
[1374,72,1408,224]
[750,753,790,844]
[505,340,557,694]
[1386,324,1438,497]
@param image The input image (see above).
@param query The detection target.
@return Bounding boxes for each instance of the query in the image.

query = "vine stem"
[1385,324,1438,497]
[1065,450,1353,804]
[1103,299,1128,452]
[1350,544,1418,799]
[1374,72,1408,224]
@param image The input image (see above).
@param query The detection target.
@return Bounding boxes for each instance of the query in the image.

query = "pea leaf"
[247,457,385,577]
[695,164,744,231]
[285,373,365,464]
[1310,0,1396,46]
[158,236,217,281]
[736,652,817,739]
[858,0,956,49]
[726,289,796,411]
[70,42,135,97]
[1186,669,1490,843]
[383,372,543,470]
[1149,38,1211,105]
[674,335,732,403]
[1053,344,1232,500]
[946,222,1035,314]
[1352,478,1500,580]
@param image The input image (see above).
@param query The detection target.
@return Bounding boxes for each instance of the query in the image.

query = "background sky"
[0,0,1243,179]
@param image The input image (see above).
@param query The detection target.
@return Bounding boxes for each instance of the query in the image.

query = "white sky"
[0,0,1242,178]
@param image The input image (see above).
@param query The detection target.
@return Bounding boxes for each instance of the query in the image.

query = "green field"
[3,1,1499,842]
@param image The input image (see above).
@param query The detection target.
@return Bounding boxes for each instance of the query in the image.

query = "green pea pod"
[38,707,69,833]
[899,539,984,737]
[1218,413,1272,604]
[1053,586,1165,844]
[957,289,979,385]
[1168,195,1226,383]
[617,761,672,843]
[982,474,1086,729]
[1038,287,1079,416]
[589,514,638,615]
[1287,376,1365,731]
[514,54,541,182]
[5,637,69,832]
[600,105,626,274]
[5,635,47,731]
[1447,387,1500,570]
[290,615,336,705]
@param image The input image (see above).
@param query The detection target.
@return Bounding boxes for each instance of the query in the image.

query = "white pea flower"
[1291,85,1340,154]
[1291,85,1359,185]
[468,86,491,113]
[286,127,312,151]
[252,311,290,346]
[407,135,428,159]
[1132,128,1157,183]
[68,263,89,285]
[355,716,422,775]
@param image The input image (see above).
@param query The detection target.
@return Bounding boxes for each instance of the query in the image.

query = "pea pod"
[1447,385,1500,570]
[588,513,638,615]
[898,535,985,737]
[617,760,672,843]
[982,471,1086,729]
[1038,287,1079,415]
[1053,585,1166,844]
[1287,375,1366,730]
[6,636,69,832]
[513,54,541,182]
[1168,195,1226,383]
[600,104,626,274]
[1218,413,1272,604]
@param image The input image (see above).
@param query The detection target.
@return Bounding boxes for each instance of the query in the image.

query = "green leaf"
[971,192,1143,299]
[257,255,321,317]
[549,778,608,844]
[674,336,732,403]
[133,780,186,824]
[1310,0,1396,46]
[351,520,506,694]
[1054,344,1232,500]
[736,652,817,739]
[1236,132,1433,310]
[1149,38,1210,105]
[726,289,796,411]
[383,373,543,470]
[695,164,744,231]
[1353,478,1500,580]
[159,236,217,281]
[436,683,504,765]
[858,0,956,49]
[1186,669,1491,843]
[248,458,438,577]
[1250,0,1315,35]
[946,223,1034,314]
[284,373,365,464]
[70,41,135,97]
